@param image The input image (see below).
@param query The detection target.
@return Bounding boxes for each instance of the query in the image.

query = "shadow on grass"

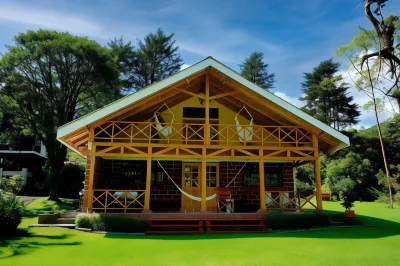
[103,210,400,241]
[0,230,81,260]
[24,198,79,218]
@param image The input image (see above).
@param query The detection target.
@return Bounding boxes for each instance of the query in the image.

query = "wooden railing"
[265,191,317,210]
[94,121,313,147]
[92,189,146,213]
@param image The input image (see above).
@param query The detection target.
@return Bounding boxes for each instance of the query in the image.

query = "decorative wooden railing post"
[258,150,267,212]
[143,147,152,213]
[201,148,207,212]
[313,133,323,210]
[205,72,210,145]
[87,126,96,213]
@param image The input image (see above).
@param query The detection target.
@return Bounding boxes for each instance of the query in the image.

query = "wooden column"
[313,134,323,210]
[201,148,207,212]
[143,147,152,213]
[87,126,95,213]
[205,72,210,145]
[258,150,266,212]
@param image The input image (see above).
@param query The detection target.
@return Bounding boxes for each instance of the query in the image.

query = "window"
[184,165,199,187]
[206,165,217,187]
[243,163,283,187]
[183,107,219,119]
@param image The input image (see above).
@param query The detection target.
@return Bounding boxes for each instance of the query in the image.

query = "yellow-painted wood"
[313,134,323,210]
[87,126,96,213]
[201,149,207,212]
[259,151,266,211]
[205,73,210,145]
[181,162,201,211]
[144,147,152,211]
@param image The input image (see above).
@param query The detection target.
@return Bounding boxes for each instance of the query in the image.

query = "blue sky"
[0,0,399,128]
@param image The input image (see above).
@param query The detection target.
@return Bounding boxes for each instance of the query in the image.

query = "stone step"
[60,212,80,218]
[56,218,76,224]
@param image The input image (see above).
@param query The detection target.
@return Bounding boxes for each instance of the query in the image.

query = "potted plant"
[341,196,355,218]
[339,178,356,219]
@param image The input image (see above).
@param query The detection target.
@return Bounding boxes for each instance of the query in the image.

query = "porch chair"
[216,187,234,213]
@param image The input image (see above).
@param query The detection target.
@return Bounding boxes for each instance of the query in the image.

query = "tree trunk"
[46,140,68,202]
[367,61,394,208]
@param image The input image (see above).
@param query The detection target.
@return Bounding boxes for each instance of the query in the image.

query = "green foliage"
[0,29,120,200]
[75,213,147,233]
[58,163,85,199]
[338,178,356,210]
[326,152,373,200]
[300,59,360,130]
[0,175,24,195]
[0,191,24,236]
[240,52,275,90]
[336,21,400,109]
[265,212,330,230]
[131,28,182,91]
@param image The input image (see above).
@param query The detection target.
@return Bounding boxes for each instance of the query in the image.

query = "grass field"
[0,200,399,266]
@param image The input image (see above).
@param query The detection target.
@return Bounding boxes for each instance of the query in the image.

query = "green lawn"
[1,200,399,266]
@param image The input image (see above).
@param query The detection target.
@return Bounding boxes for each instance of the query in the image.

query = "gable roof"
[57,57,350,154]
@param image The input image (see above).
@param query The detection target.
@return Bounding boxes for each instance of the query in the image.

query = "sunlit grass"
[0,200,399,266]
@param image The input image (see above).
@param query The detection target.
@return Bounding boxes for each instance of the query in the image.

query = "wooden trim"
[259,150,266,211]
[313,134,322,210]
[144,147,152,211]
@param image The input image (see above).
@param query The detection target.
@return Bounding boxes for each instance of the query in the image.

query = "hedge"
[76,213,147,233]
[266,212,330,230]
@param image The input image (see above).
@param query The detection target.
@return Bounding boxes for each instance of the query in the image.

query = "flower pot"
[345,210,355,219]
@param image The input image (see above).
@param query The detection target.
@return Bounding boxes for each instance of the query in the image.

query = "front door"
[181,163,219,212]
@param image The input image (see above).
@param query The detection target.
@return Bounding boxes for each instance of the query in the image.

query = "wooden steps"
[146,217,267,234]
[206,218,266,233]
[147,219,204,234]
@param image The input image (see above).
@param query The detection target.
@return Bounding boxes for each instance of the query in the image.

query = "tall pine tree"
[240,52,275,90]
[131,28,183,91]
[300,59,360,130]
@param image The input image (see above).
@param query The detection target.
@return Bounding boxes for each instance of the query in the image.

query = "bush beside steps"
[76,213,147,233]
[265,212,331,230]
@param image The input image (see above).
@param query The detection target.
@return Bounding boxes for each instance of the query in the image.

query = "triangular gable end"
[57,57,350,156]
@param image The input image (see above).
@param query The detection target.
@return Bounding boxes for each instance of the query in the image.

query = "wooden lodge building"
[57,57,349,219]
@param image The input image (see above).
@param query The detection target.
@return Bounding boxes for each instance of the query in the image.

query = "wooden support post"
[258,150,267,212]
[87,126,95,213]
[205,73,210,145]
[201,148,207,212]
[143,147,152,213]
[313,134,323,210]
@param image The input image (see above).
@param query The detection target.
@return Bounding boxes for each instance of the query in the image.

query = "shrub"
[0,192,25,236]
[394,193,400,204]
[75,213,147,233]
[265,212,330,230]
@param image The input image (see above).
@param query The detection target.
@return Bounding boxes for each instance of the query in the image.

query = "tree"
[336,0,398,207]
[0,30,120,201]
[131,28,183,91]
[326,152,374,200]
[108,37,136,93]
[240,52,275,90]
[300,60,360,129]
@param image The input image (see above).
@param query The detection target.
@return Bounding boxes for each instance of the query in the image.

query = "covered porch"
[86,158,321,214]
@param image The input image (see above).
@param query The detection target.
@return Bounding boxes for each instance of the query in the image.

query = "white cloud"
[180,64,191,70]
[274,91,303,108]
[0,3,103,36]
